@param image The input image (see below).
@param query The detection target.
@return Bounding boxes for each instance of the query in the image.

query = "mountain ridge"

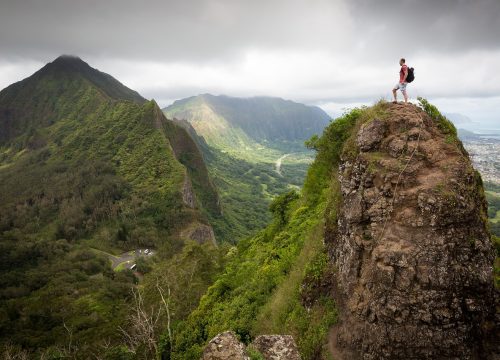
[163,93,330,242]
[163,93,331,157]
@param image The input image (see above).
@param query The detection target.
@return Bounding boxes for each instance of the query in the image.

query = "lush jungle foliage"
[0,57,219,358]
[160,106,364,360]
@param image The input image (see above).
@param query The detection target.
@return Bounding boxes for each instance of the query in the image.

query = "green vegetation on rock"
[163,106,363,359]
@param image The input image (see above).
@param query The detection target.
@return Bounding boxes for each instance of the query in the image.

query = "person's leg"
[402,89,408,103]
[392,88,398,102]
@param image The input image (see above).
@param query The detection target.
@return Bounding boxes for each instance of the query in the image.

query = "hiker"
[393,58,408,104]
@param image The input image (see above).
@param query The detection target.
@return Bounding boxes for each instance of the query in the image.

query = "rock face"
[201,331,249,360]
[182,175,197,208]
[181,221,217,245]
[252,335,301,360]
[201,332,301,360]
[328,103,498,359]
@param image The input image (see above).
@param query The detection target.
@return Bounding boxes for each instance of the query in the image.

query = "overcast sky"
[1,0,499,129]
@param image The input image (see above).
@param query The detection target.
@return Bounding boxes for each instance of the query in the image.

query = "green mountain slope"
[0,56,220,356]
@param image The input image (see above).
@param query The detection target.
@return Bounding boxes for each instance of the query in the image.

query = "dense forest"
[0,56,221,358]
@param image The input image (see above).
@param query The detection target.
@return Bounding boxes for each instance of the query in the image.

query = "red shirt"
[400,64,408,83]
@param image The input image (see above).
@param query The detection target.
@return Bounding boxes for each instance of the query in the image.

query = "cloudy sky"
[0,0,499,129]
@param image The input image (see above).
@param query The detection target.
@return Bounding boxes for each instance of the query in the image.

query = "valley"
[459,131,500,236]
[164,94,329,242]
[2,1,499,359]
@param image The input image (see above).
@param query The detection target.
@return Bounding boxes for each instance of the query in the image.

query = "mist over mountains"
[164,94,330,146]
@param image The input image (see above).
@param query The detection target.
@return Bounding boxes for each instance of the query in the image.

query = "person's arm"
[403,66,408,82]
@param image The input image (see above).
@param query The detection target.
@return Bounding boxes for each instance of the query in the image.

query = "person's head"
[399,58,406,66]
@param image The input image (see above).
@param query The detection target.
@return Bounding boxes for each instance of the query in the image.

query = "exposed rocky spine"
[252,335,301,360]
[201,332,301,360]
[328,103,498,359]
[182,175,197,208]
[201,332,249,360]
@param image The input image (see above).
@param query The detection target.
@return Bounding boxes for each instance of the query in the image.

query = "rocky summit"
[327,103,498,359]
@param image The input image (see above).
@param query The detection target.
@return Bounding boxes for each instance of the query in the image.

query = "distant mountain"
[163,94,330,156]
[0,56,220,352]
[458,128,481,140]
[444,112,474,126]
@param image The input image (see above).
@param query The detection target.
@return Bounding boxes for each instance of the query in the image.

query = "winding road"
[275,153,291,175]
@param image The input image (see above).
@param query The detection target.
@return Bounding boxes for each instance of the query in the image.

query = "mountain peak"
[43,54,90,72]
[53,54,84,62]
[33,55,146,104]
[0,55,146,143]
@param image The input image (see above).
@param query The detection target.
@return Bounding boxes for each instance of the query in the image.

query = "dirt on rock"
[327,102,499,359]
[201,331,249,360]
[201,332,301,360]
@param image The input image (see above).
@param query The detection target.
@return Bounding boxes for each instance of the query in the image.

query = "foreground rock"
[201,331,249,360]
[327,103,498,359]
[201,332,301,360]
[252,335,301,360]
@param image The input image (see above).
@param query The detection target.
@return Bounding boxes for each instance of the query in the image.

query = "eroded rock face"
[201,333,301,360]
[201,331,249,360]
[328,103,498,359]
[180,221,217,245]
[252,335,301,360]
[356,118,387,152]
[182,175,197,208]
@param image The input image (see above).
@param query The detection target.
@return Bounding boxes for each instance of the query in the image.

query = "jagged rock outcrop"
[181,221,217,245]
[328,103,498,359]
[201,331,249,360]
[252,335,301,360]
[201,332,301,360]
[182,175,197,208]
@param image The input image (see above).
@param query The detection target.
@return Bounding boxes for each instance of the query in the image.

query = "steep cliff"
[328,101,498,359]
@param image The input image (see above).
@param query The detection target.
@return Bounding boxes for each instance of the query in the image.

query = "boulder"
[201,331,249,360]
[252,335,301,360]
[356,118,387,151]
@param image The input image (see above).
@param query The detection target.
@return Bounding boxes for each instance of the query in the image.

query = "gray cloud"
[0,0,499,127]
[0,0,350,62]
[2,0,498,63]
[348,0,500,56]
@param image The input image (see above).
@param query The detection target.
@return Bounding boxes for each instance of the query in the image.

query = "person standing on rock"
[392,58,409,104]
